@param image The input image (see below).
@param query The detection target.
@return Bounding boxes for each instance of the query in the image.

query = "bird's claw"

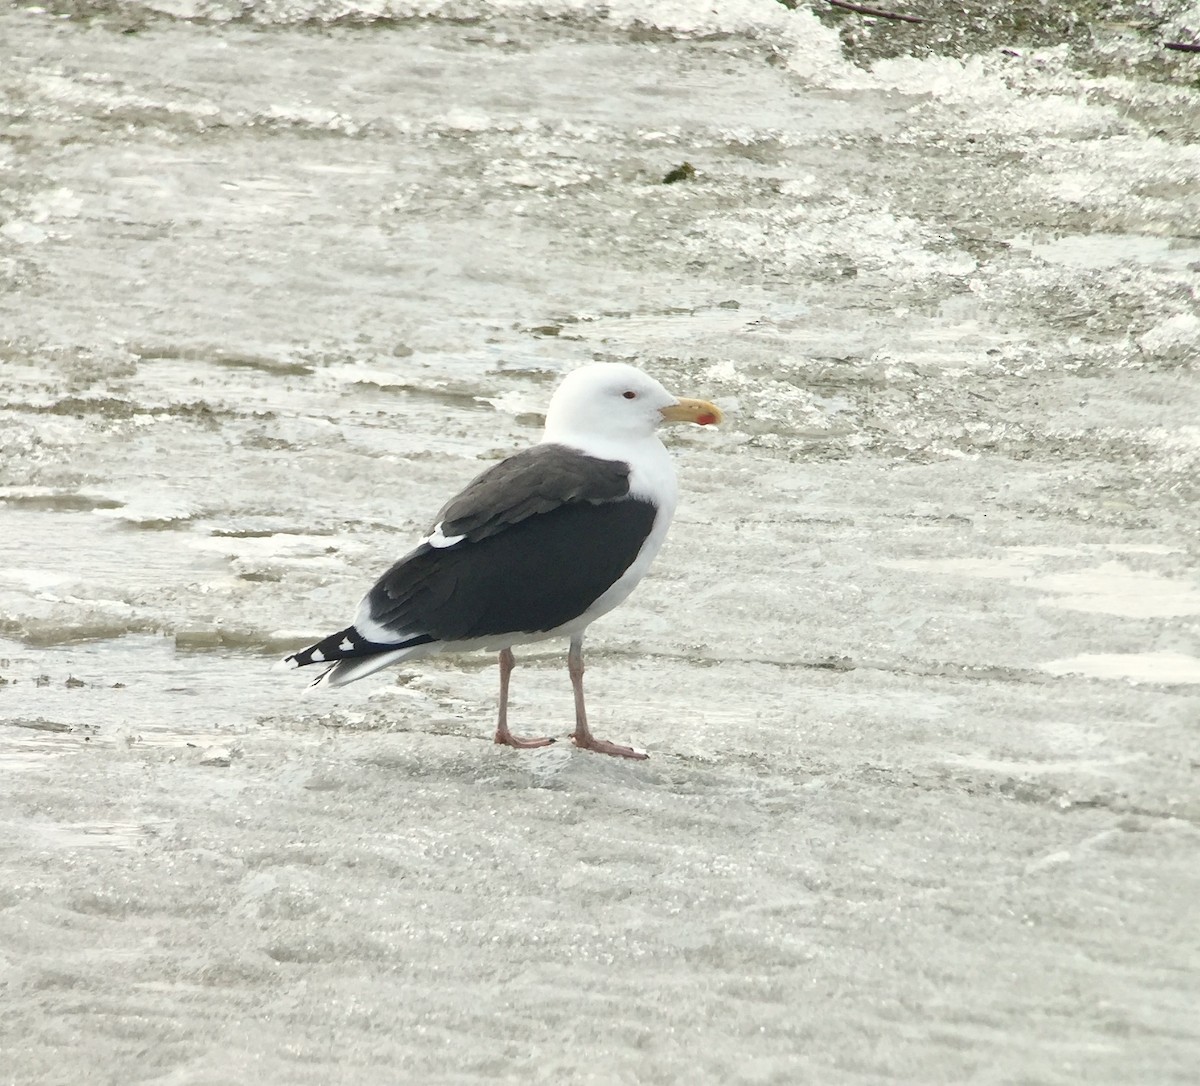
[571,734,649,760]
[494,730,557,750]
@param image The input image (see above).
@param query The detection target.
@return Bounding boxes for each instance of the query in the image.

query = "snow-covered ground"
[2,2,1197,1082]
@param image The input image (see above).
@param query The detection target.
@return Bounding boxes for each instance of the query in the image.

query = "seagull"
[283,362,722,759]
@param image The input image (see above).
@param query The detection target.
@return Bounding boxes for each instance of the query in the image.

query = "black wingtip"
[285,626,379,669]
[283,627,437,671]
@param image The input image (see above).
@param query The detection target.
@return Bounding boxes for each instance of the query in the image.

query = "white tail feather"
[308,646,422,689]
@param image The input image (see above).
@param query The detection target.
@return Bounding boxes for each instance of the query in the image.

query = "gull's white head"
[542,363,722,445]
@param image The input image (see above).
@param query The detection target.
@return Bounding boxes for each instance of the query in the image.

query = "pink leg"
[493,648,555,749]
[568,635,648,760]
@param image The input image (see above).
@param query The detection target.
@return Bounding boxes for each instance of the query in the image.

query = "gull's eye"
[622,390,637,399]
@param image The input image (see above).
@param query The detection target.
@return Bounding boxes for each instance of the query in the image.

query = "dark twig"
[826,0,925,24]
[1164,41,1200,53]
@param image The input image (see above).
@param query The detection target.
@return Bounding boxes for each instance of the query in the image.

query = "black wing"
[366,500,658,641]
[432,443,632,543]
[364,444,658,642]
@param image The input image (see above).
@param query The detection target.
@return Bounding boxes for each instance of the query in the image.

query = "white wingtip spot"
[310,650,325,662]
[339,637,353,651]
[421,521,468,549]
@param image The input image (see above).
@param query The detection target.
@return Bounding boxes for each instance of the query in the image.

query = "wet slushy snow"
[1,1,1198,1082]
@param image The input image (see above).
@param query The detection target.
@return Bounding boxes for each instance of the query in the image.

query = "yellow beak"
[660,397,723,426]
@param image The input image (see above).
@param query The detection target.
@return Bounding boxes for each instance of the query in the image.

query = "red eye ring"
[622,390,637,399]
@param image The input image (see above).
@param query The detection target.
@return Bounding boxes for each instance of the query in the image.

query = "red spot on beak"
[697,412,717,426]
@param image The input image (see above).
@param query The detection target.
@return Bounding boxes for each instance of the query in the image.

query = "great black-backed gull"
[283,362,722,759]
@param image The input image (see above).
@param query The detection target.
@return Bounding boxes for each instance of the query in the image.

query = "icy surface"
[1,2,1198,1083]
